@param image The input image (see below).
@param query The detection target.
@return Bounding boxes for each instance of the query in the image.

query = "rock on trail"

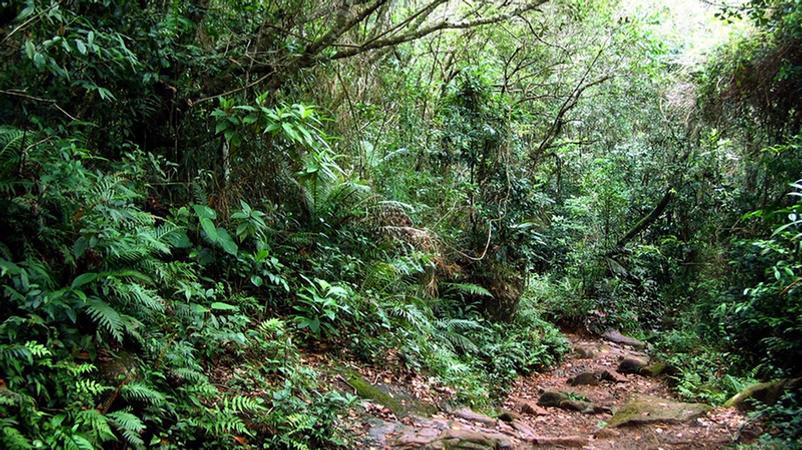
[343,331,750,449]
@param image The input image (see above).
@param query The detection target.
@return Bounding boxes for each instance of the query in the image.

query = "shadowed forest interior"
[1,0,801,448]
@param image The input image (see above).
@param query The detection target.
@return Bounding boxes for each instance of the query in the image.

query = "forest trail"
[342,332,751,449]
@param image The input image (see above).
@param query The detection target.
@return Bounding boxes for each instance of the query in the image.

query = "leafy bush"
[293,278,356,339]
[749,392,802,448]
[0,129,346,449]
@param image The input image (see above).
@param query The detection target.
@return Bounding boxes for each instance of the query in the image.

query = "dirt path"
[342,332,751,449]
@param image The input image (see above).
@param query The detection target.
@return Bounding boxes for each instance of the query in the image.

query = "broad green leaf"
[211,302,239,311]
[71,273,98,289]
[199,217,218,241]
[217,228,238,255]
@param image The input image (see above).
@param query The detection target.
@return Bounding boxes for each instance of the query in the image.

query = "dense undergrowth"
[1,0,801,448]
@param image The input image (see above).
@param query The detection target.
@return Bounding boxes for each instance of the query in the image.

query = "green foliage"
[652,329,755,404]
[704,175,802,376]
[0,128,345,448]
[2,0,801,446]
[292,278,355,338]
[749,392,802,448]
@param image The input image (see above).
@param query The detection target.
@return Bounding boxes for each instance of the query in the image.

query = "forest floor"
[318,331,757,449]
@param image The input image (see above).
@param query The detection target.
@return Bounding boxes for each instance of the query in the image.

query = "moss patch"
[607,394,710,427]
[338,366,437,417]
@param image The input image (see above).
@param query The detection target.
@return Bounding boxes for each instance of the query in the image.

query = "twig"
[0,89,78,121]
[190,72,273,106]
[1,2,62,44]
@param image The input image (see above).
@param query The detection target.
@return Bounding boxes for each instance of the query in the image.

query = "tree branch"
[611,188,675,252]
[329,1,548,60]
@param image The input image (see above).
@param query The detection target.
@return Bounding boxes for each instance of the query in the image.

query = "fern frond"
[173,367,208,384]
[442,282,494,298]
[1,422,31,450]
[435,318,485,353]
[120,382,166,406]
[223,395,266,414]
[62,433,95,450]
[76,409,116,443]
[84,298,124,342]
[0,126,25,155]
[74,379,112,400]
[65,363,97,376]
[110,281,164,313]
[107,410,145,447]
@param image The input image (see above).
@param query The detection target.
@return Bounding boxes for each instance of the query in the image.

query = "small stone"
[594,427,621,439]
[452,407,496,426]
[497,409,518,422]
[568,371,600,386]
[516,399,548,416]
[602,329,647,349]
[531,435,589,447]
[537,390,568,407]
[618,356,649,374]
[573,344,598,359]
[599,369,626,383]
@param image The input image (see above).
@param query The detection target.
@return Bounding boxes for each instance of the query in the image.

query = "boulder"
[569,369,626,384]
[508,419,537,440]
[339,366,437,417]
[537,391,610,414]
[607,394,710,427]
[391,425,517,449]
[436,429,515,449]
[560,399,596,413]
[602,329,646,349]
[618,356,649,374]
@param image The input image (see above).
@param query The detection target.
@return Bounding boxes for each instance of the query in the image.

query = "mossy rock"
[641,361,668,377]
[338,366,437,417]
[537,390,568,407]
[724,378,802,409]
[618,356,649,374]
[607,394,710,427]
